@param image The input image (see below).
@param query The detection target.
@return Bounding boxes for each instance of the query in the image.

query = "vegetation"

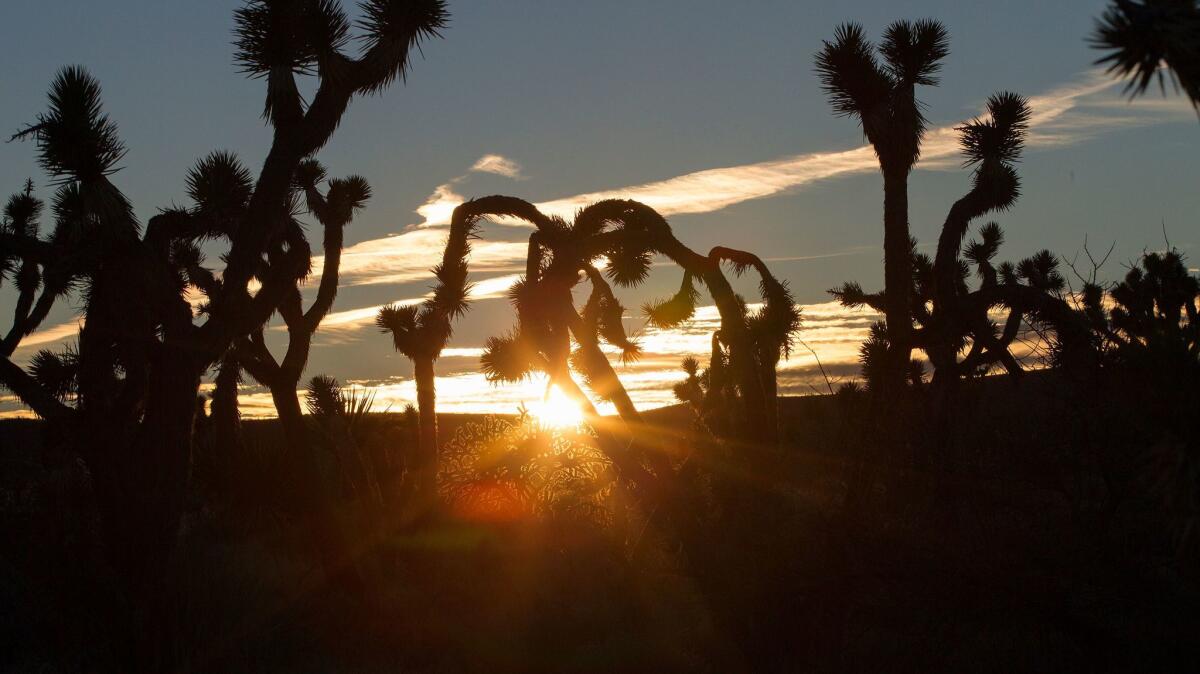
[1093,0,1200,108]
[1,3,1198,672]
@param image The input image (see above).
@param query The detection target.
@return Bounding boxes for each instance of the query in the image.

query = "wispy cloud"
[471,154,524,179]
[405,71,1169,231]
[16,320,81,350]
[302,71,1188,300]
[309,273,525,342]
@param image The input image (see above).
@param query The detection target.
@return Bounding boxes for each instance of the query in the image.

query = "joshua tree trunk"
[413,355,439,507]
[882,169,913,391]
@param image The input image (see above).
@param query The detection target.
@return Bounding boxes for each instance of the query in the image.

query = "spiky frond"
[643,272,699,328]
[752,275,801,358]
[293,157,328,189]
[325,175,372,218]
[1017,250,1065,292]
[969,161,1021,213]
[815,23,892,119]
[958,92,1032,166]
[596,296,641,364]
[356,0,450,93]
[187,151,254,220]
[999,261,1019,285]
[859,321,892,390]
[880,19,950,86]
[1091,0,1200,106]
[3,185,43,237]
[964,222,1005,265]
[14,67,126,181]
[376,303,424,356]
[305,374,345,416]
[29,345,79,401]
[604,245,652,287]
[234,0,350,78]
[481,330,538,383]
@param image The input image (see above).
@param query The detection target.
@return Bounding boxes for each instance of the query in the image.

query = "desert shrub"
[438,412,619,527]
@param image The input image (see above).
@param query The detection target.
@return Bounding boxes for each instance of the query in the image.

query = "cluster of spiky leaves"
[669,337,740,438]
[815,19,949,169]
[480,329,539,384]
[749,273,802,361]
[826,78,1050,389]
[375,198,500,366]
[234,0,448,122]
[1092,0,1200,108]
[29,344,80,401]
[186,152,255,237]
[954,92,1031,217]
[834,222,1069,387]
[12,67,127,183]
[0,182,43,286]
[1083,249,1200,361]
[644,272,700,329]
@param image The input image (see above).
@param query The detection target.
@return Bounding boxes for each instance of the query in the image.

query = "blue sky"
[1,1,1196,415]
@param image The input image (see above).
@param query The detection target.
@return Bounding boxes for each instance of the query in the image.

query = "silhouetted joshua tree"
[1092,0,1200,109]
[833,91,1087,389]
[0,2,447,667]
[829,89,1091,491]
[377,195,795,508]
[375,195,473,506]
[1077,249,1199,563]
[472,197,797,486]
[217,159,370,490]
[816,20,949,392]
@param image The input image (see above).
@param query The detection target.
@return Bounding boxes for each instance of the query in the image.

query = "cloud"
[11,319,81,358]
[404,71,1151,231]
[314,72,1181,296]
[309,273,525,341]
[471,154,524,179]
[327,228,529,288]
[295,70,1176,302]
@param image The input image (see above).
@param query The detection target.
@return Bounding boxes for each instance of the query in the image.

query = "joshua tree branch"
[0,355,72,421]
[0,232,53,264]
[303,211,347,330]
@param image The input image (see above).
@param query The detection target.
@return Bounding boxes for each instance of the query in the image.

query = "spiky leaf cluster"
[234,0,351,78]
[305,373,345,417]
[643,272,700,329]
[15,67,127,182]
[815,20,949,170]
[1091,0,1200,107]
[480,330,540,383]
[187,152,254,231]
[29,345,79,401]
[356,0,451,93]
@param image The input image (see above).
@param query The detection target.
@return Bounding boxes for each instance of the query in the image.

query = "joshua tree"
[374,195,477,505]
[815,20,950,392]
[1092,0,1200,109]
[833,90,1088,389]
[376,195,796,508]
[0,2,448,666]
[467,197,798,491]
[1076,249,1199,563]
[219,158,370,476]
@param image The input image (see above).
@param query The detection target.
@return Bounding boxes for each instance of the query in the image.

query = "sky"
[1,1,1196,418]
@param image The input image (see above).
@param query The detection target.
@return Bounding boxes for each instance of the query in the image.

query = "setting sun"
[528,387,585,429]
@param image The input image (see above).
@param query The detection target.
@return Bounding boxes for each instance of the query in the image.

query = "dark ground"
[2,384,1198,672]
